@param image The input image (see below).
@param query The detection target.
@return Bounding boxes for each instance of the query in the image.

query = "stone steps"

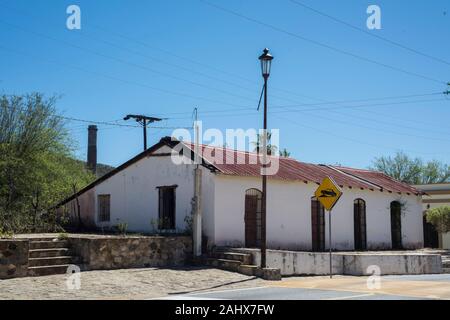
[29,240,69,250]
[29,248,71,258]
[440,252,450,272]
[28,256,76,267]
[205,248,281,280]
[212,252,253,265]
[205,258,242,272]
[27,239,80,277]
[28,265,72,277]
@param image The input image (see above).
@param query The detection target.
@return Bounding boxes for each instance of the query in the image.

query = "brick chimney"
[87,125,97,175]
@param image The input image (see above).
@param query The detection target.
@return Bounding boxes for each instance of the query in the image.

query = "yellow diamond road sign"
[314,176,343,211]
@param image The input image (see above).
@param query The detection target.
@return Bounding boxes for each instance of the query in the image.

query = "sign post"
[314,176,343,279]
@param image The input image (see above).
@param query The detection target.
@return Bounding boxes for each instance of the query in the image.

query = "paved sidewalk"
[0,267,267,300]
[2,267,449,300]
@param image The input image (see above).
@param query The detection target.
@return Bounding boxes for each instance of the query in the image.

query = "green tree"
[371,152,450,184]
[0,93,94,233]
[426,206,450,234]
[279,148,291,158]
[252,132,278,155]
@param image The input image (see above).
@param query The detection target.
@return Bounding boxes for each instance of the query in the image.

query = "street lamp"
[258,48,273,269]
[259,48,273,79]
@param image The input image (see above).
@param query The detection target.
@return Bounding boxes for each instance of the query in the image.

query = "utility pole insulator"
[445,83,450,95]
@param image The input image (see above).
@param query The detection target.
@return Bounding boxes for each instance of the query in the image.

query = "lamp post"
[258,48,273,269]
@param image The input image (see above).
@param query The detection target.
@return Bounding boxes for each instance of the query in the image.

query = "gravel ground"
[0,266,267,300]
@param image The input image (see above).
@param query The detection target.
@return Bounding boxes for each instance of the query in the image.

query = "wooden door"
[245,189,262,248]
[354,199,367,251]
[311,198,325,252]
[390,202,402,249]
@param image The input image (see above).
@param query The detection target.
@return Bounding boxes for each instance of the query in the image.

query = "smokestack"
[87,125,97,176]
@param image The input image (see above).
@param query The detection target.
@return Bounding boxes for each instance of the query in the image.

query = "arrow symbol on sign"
[319,189,337,198]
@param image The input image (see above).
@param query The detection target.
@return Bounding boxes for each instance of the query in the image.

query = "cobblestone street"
[0,267,267,300]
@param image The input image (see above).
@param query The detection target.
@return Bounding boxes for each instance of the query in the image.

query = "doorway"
[244,189,262,248]
[354,199,367,250]
[390,201,403,249]
[311,197,325,252]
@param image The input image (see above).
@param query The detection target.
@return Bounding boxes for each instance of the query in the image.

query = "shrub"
[0,226,13,239]
[57,232,69,240]
[116,222,128,236]
[426,206,450,234]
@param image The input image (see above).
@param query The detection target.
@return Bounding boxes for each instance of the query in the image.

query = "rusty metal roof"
[184,142,421,195]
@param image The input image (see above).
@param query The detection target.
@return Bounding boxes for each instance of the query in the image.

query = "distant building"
[57,137,424,251]
[414,183,450,249]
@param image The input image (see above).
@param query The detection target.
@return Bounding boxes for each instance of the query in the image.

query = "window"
[158,186,176,230]
[98,194,110,222]
[311,197,325,252]
[354,199,367,251]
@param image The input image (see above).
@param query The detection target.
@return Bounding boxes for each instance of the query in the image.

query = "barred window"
[98,194,111,222]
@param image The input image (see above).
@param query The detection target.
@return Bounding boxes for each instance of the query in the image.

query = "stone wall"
[0,240,29,279]
[1,235,192,279]
[69,235,192,270]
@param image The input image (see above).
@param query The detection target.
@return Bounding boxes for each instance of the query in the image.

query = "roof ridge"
[186,141,300,161]
[326,165,383,191]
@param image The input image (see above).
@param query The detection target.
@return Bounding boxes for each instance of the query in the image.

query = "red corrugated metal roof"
[331,166,419,195]
[184,142,421,195]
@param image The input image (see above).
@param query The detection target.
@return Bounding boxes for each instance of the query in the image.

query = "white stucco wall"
[212,175,424,251]
[233,248,441,275]
[88,146,215,234]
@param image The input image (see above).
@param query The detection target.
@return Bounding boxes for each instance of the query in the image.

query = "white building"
[59,137,424,251]
[414,183,450,249]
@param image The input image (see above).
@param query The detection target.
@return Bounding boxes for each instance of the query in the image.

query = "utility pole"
[123,115,162,150]
[193,108,202,257]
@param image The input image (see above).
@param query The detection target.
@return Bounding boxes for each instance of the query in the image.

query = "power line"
[288,0,450,67]
[272,114,450,156]
[0,19,264,105]
[296,109,450,143]
[0,98,192,130]
[0,1,306,106]
[1,1,424,105]
[74,31,308,106]
[324,108,450,137]
[200,0,447,85]
[0,44,253,109]
[2,2,446,111]
[130,92,443,117]
[165,97,446,119]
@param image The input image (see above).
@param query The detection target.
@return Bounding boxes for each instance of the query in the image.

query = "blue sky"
[1,0,449,168]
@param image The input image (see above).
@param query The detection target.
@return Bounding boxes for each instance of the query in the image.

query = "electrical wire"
[200,0,447,85]
[288,0,450,67]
